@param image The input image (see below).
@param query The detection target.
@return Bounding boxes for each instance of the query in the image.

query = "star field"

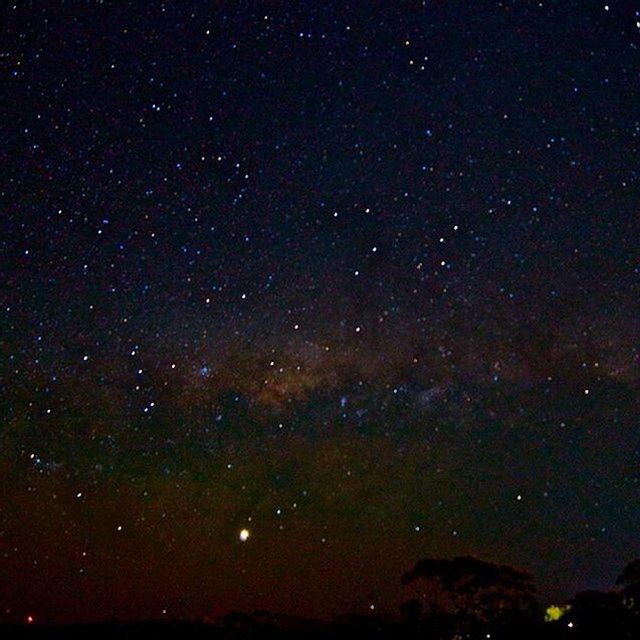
[1,0,640,624]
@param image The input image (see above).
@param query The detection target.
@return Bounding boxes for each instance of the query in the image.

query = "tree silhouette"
[617,559,640,589]
[399,598,423,625]
[617,559,640,614]
[402,556,538,623]
[567,589,632,640]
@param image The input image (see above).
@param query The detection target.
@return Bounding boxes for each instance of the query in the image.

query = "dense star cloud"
[1,0,639,624]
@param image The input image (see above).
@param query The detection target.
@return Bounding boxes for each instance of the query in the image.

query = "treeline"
[395,555,640,639]
[2,556,640,640]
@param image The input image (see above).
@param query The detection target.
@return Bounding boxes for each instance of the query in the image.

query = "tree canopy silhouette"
[616,558,640,614]
[402,555,538,622]
[617,559,640,590]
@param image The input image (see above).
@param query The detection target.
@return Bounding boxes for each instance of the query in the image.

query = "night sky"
[1,0,640,625]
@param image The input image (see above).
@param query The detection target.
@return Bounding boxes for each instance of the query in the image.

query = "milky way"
[1,0,639,624]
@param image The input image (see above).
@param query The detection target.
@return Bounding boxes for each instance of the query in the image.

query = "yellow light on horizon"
[239,528,250,542]
[545,604,571,622]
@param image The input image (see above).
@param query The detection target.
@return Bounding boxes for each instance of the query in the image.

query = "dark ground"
[1,608,639,640]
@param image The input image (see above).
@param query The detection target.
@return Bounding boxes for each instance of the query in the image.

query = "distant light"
[568,622,574,628]
[545,604,571,622]
[26,615,34,624]
[239,528,250,542]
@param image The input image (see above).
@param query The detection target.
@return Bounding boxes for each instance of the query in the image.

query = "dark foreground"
[1,609,639,640]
